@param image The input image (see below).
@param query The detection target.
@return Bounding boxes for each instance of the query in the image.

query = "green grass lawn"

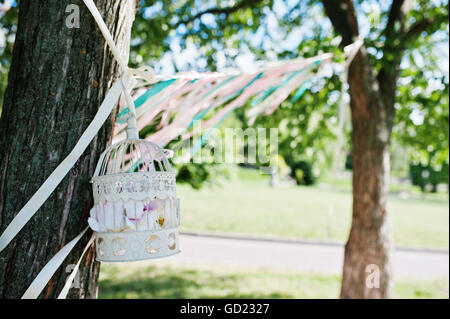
[98,168,448,299]
[178,167,449,249]
[98,261,449,299]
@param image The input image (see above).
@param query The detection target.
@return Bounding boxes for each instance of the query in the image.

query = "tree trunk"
[0,0,136,298]
[321,0,412,298]
[340,48,394,299]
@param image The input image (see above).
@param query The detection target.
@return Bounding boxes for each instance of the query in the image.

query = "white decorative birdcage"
[89,119,180,261]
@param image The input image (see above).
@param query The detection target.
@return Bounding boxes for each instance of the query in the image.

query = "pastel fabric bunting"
[114,54,334,156]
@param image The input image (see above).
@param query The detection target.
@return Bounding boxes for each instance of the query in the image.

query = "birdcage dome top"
[94,139,174,176]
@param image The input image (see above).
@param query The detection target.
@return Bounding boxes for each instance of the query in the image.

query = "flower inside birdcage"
[88,197,179,232]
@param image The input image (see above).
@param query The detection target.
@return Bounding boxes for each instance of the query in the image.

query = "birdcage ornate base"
[95,227,180,262]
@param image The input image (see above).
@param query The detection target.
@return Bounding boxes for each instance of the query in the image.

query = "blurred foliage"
[290,160,316,185]
[140,116,232,189]
[239,72,342,183]
[0,3,18,110]
[130,0,449,188]
[393,52,449,191]
[174,162,230,189]
[410,162,449,192]
[0,0,448,190]
[270,154,291,179]
[363,0,449,192]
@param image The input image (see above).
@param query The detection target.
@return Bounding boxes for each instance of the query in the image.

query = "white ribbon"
[344,37,364,69]
[58,232,96,299]
[22,227,91,299]
[83,0,156,86]
[0,77,125,253]
[82,0,128,72]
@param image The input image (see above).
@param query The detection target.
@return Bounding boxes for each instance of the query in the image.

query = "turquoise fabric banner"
[117,79,176,122]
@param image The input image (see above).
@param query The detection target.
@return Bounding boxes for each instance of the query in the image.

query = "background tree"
[0,0,136,298]
[321,0,448,298]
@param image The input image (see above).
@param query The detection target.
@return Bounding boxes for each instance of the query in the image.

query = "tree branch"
[377,0,414,119]
[322,0,359,46]
[383,0,408,38]
[174,0,264,27]
[403,12,449,41]
[377,0,410,73]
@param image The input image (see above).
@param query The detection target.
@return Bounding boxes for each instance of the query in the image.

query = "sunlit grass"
[98,261,449,299]
[177,167,449,249]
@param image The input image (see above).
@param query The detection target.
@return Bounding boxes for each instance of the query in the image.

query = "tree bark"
[0,0,136,298]
[322,0,410,298]
[341,48,394,298]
